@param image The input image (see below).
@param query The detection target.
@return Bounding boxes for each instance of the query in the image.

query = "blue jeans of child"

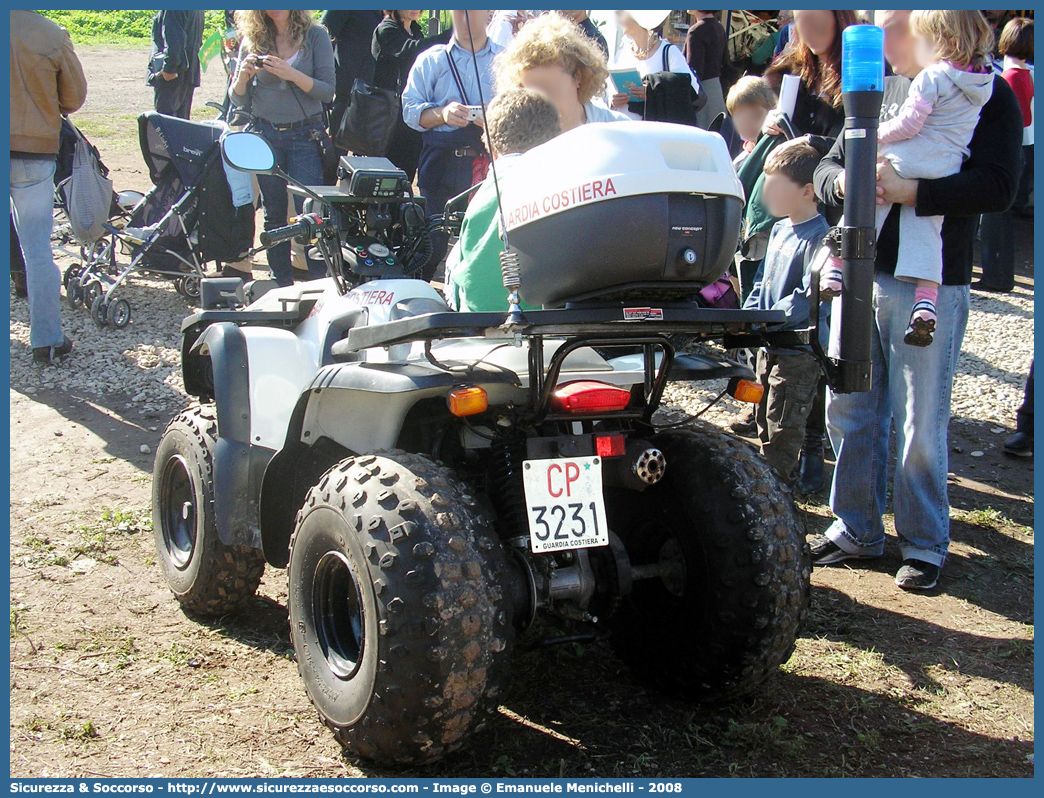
[254,120,325,287]
[10,158,64,350]
[824,272,970,567]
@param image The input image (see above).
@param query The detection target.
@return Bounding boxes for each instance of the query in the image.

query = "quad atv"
[153,121,839,765]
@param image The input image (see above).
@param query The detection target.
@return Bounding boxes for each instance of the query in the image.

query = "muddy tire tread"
[154,404,265,615]
[611,423,811,701]
[288,450,513,765]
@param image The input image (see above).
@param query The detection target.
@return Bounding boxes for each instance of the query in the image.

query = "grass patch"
[22,715,51,734]
[956,506,1028,532]
[10,605,36,653]
[58,720,99,742]
[68,507,152,566]
[14,534,71,568]
[73,114,140,152]
[159,643,191,668]
[38,10,227,46]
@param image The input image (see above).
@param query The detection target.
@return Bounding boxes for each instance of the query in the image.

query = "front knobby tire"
[607,424,811,701]
[152,405,266,615]
[287,451,514,765]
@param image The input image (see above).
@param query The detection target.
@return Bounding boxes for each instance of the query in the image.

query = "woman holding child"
[811,10,1023,590]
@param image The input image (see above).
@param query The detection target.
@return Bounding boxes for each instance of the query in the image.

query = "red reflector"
[596,434,627,458]
[551,381,632,414]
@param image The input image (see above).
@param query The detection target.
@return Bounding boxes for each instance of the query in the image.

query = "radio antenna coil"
[463,13,526,328]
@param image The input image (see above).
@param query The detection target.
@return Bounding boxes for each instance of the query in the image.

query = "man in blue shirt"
[402,10,501,279]
[742,139,829,486]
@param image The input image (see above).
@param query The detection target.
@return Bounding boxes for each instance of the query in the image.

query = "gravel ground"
[952,283,1035,427]
[661,282,1036,430]
[10,271,189,420]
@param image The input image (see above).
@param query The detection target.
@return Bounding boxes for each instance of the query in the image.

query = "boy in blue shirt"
[742,140,829,485]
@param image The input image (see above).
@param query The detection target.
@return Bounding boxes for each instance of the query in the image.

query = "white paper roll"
[778,73,800,121]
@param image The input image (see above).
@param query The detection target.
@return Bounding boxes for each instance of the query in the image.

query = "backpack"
[640,43,707,126]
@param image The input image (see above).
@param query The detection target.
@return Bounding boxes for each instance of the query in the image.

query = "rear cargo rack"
[342,305,793,353]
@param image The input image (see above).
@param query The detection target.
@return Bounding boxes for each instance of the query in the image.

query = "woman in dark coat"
[684,10,727,128]
[372,11,453,182]
[762,9,858,142]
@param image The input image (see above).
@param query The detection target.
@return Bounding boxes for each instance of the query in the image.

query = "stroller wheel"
[90,295,109,328]
[63,263,80,291]
[181,274,201,300]
[83,279,104,310]
[66,282,84,310]
[172,277,185,297]
[107,298,132,329]
[64,264,84,308]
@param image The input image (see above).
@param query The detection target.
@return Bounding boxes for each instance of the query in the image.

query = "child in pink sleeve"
[822,10,994,346]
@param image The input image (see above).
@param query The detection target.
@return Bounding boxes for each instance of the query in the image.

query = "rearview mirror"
[221,131,275,174]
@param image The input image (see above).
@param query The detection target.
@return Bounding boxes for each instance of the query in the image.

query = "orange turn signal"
[729,377,764,405]
[448,386,488,417]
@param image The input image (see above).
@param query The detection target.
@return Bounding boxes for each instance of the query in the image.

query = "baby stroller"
[69,112,255,328]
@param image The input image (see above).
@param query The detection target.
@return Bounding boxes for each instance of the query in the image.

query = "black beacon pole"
[814,25,885,394]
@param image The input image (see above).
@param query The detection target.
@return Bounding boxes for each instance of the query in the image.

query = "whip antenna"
[462,13,526,328]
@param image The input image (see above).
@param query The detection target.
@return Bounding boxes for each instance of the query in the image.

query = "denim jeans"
[10,158,64,349]
[419,151,476,281]
[825,272,970,567]
[254,120,325,287]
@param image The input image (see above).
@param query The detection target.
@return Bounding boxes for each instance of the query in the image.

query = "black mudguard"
[188,323,273,549]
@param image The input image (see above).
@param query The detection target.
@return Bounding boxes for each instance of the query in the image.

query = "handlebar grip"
[260,221,306,248]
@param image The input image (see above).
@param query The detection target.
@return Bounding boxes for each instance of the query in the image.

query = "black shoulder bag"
[334,78,401,155]
[641,42,707,126]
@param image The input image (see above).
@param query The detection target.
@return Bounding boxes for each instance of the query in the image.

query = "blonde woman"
[230,10,335,286]
[495,12,628,131]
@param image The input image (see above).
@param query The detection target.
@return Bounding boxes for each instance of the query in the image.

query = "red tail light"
[551,381,632,414]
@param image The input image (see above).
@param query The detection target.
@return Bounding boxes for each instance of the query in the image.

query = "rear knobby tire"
[607,423,810,701]
[152,405,266,615]
[287,451,514,765]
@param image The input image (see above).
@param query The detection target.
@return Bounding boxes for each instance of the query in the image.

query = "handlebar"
[260,213,324,247]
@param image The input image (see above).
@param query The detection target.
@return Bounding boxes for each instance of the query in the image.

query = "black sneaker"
[971,280,1013,293]
[808,534,879,566]
[1003,431,1033,458]
[895,559,940,591]
[221,265,252,280]
[32,335,73,364]
[11,271,27,298]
